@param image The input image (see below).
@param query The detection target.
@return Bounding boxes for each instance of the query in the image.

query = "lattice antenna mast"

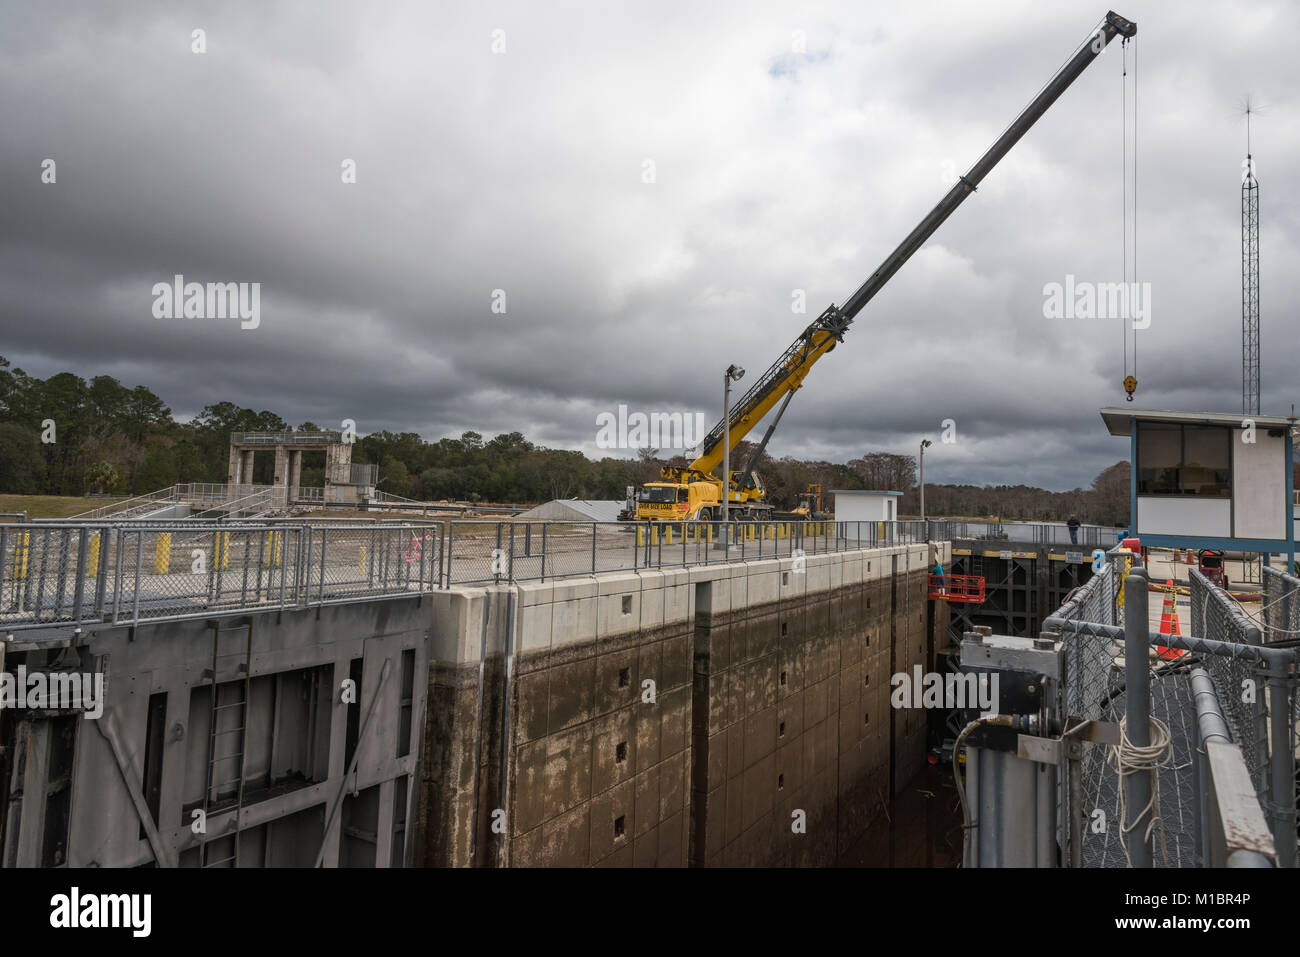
[1242,97,1260,416]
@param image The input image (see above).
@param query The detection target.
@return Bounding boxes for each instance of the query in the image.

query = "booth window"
[1137,422,1231,497]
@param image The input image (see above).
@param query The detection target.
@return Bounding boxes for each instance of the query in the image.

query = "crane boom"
[687,10,1137,482]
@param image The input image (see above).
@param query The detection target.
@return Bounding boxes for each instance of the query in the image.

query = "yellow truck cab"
[634,481,720,522]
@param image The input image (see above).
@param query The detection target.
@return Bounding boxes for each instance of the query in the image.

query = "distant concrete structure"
[514,499,624,523]
[227,431,377,505]
[830,489,902,523]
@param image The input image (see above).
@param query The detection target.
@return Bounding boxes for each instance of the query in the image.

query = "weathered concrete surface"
[690,545,941,866]
[2,597,431,868]
[413,541,950,867]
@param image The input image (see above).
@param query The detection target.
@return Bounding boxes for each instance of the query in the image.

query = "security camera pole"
[722,363,745,547]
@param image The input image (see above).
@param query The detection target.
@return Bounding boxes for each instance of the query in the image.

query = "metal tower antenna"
[1241,96,1260,416]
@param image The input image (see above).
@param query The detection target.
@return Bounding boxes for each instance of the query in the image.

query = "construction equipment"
[1198,549,1228,590]
[634,10,1138,522]
[772,484,830,521]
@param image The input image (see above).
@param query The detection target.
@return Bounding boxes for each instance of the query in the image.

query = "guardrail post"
[1266,666,1297,868]
[1123,566,1153,867]
[93,526,109,618]
[317,527,327,602]
[70,527,88,622]
[444,522,454,588]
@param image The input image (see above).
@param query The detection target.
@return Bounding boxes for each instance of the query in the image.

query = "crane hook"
[1123,375,1137,402]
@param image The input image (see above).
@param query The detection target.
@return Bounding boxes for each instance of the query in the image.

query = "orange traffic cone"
[1184,549,1194,565]
[1156,579,1184,659]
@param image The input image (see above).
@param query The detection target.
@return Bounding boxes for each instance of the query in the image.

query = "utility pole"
[920,438,933,523]
[721,364,745,546]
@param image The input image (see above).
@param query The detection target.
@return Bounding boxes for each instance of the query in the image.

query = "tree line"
[0,356,1131,520]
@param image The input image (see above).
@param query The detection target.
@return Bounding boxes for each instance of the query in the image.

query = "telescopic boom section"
[687,10,1136,480]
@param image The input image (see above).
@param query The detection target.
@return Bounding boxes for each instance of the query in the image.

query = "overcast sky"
[2,0,1296,491]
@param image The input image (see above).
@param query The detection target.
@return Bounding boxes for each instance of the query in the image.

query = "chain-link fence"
[1044,557,1298,868]
[1262,565,1300,646]
[1042,557,1152,868]
[1189,567,1298,867]
[0,521,442,631]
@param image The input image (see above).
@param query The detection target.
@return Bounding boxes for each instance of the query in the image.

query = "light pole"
[721,363,745,546]
[919,438,933,526]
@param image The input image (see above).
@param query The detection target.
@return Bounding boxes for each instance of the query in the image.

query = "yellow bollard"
[665,525,673,545]
[17,533,29,580]
[87,532,100,577]
[265,530,282,568]
[359,545,367,574]
[218,531,229,570]
[707,523,713,543]
[651,524,659,546]
[154,533,171,574]
[637,525,645,547]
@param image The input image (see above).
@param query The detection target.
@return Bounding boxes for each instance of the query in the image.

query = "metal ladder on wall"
[200,618,253,868]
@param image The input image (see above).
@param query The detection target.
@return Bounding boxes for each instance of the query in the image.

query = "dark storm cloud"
[2,0,1296,490]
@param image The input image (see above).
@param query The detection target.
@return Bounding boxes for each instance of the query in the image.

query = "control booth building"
[1100,407,1297,565]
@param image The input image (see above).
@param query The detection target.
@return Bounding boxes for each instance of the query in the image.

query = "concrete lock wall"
[414,541,950,868]
[1,598,431,868]
[1,541,948,869]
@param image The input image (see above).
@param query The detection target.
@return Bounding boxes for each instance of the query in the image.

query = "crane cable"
[1122,38,1140,401]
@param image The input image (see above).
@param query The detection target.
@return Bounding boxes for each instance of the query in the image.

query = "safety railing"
[0,521,441,633]
[928,519,1126,547]
[1043,557,1295,868]
[1262,565,1300,646]
[2,517,943,631]
[442,519,933,585]
[1188,567,1297,866]
[191,486,288,519]
[927,573,985,603]
[229,431,341,445]
[70,486,178,520]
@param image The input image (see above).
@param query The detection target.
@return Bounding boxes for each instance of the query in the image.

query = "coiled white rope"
[1108,713,1173,867]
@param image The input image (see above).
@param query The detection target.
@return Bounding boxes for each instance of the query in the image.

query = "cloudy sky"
[2,0,1296,490]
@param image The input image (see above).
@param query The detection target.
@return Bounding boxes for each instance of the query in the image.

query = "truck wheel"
[696,508,712,522]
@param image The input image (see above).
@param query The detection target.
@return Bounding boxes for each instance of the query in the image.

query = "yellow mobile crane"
[633,10,1137,523]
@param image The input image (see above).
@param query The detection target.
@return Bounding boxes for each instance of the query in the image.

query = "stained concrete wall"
[2,542,948,869]
[1,598,430,868]
[414,541,950,868]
